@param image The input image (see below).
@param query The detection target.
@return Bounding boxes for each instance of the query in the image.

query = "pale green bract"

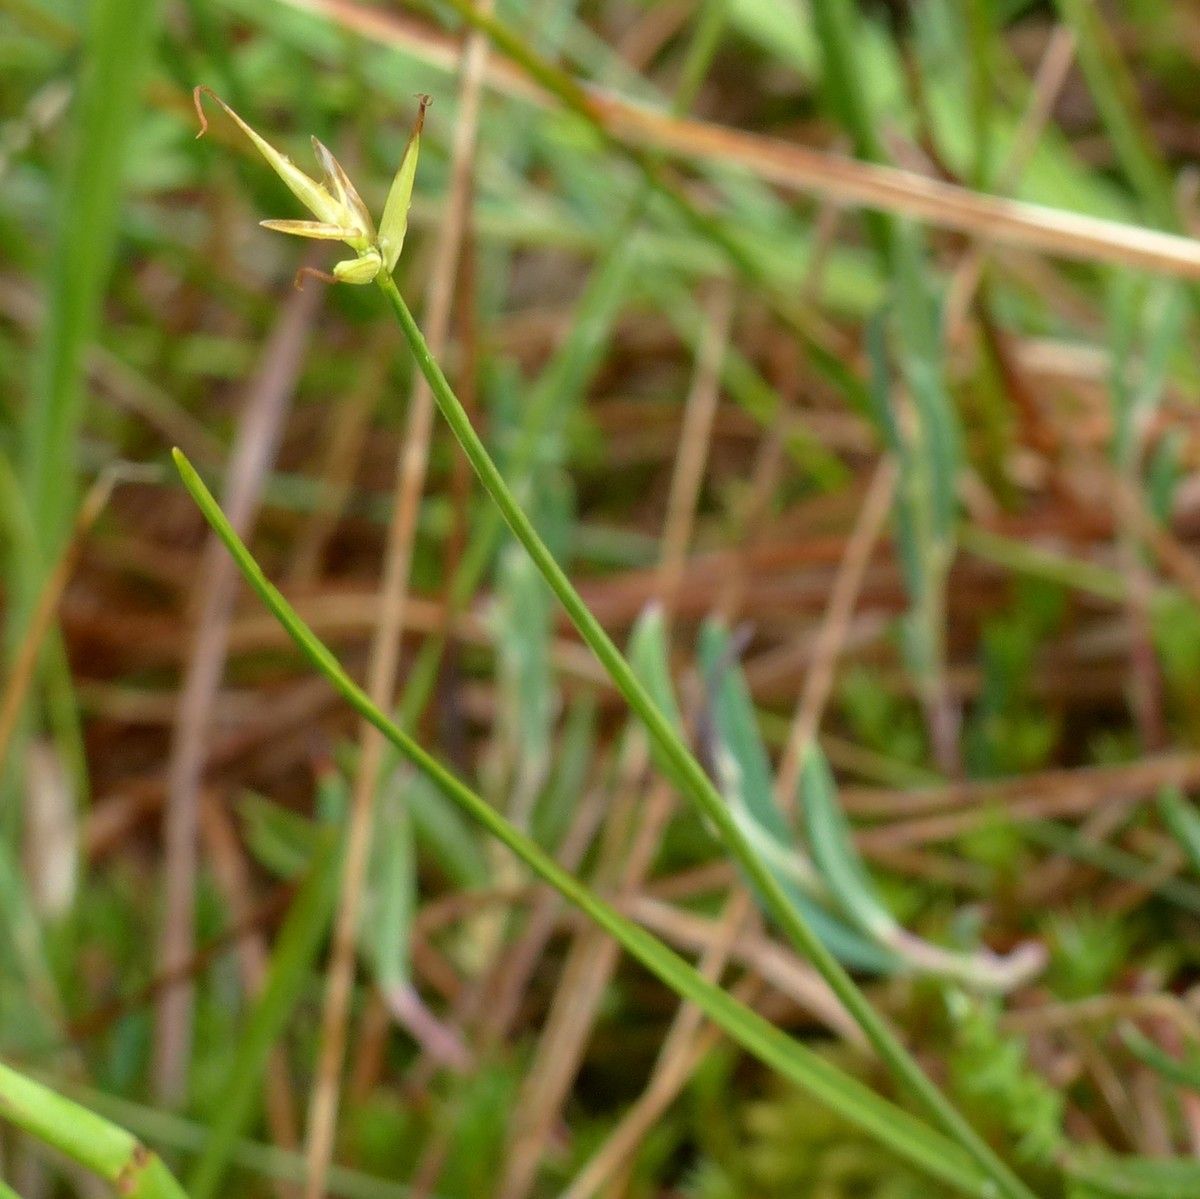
[193,86,428,286]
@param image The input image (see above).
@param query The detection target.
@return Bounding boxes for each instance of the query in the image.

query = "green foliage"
[865,309,960,735]
[947,993,1064,1170]
[1158,787,1200,877]
[685,1075,926,1199]
[239,791,326,878]
[966,580,1063,777]
[697,620,896,972]
[957,801,1026,876]
[531,692,598,852]
[362,1059,520,1199]
[1066,1152,1200,1199]
[1151,592,1200,734]
[1044,910,1132,1000]
[492,541,557,819]
[838,666,928,767]
[17,0,160,578]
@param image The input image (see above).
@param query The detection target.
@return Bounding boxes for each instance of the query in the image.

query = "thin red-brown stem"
[155,277,321,1104]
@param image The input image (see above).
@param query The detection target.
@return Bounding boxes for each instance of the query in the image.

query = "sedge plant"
[178,90,1042,1199]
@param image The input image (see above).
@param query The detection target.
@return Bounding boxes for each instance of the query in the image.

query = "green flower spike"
[193,86,429,287]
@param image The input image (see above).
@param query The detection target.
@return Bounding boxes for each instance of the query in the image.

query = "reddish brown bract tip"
[413,93,432,136]
[294,265,338,290]
[192,85,213,140]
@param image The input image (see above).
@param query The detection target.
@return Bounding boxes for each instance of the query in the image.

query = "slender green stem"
[390,0,732,744]
[171,448,989,1195]
[373,273,1038,1199]
[0,1061,188,1199]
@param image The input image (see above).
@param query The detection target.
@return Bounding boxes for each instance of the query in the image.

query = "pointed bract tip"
[192,85,213,140]
[293,266,338,291]
[414,93,432,134]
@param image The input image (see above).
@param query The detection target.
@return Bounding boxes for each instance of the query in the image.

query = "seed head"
[193,86,430,287]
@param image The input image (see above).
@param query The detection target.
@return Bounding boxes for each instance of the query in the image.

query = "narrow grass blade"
[363,771,414,994]
[1065,1150,1200,1198]
[171,447,994,1195]
[811,0,962,778]
[239,793,325,879]
[1118,1023,1200,1092]
[798,743,895,942]
[407,773,490,888]
[1157,787,1200,878]
[16,0,159,614]
[0,838,65,1055]
[493,542,555,819]
[1052,0,1176,231]
[799,745,1044,990]
[0,1061,187,1198]
[533,693,597,851]
[188,830,341,1199]
[626,605,687,794]
[696,621,894,972]
[1109,278,1185,471]
[0,457,87,848]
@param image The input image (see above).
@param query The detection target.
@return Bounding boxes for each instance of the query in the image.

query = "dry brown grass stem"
[841,752,1200,818]
[0,468,126,770]
[154,277,321,1105]
[856,787,1171,850]
[945,25,1077,338]
[656,284,734,609]
[624,896,862,1042]
[288,326,398,588]
[283,0,1200,279]
[227,592,609,686]
[777,457,898,809]
[598,101,1200,278]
